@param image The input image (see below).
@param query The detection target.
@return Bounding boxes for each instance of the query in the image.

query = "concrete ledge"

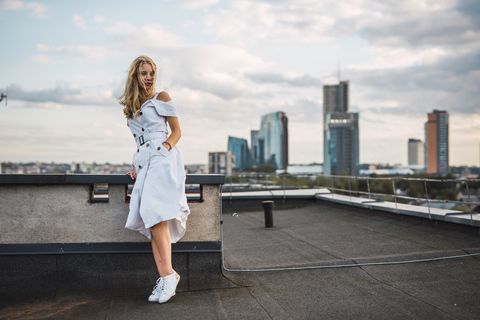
[0,241,222,255]
[316,193,480,227]
[0,173,226,185]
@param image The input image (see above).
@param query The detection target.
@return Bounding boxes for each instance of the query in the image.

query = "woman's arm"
[164,117,181,150]
[156,91,181,150]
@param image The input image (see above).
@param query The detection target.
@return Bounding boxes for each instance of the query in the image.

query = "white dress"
[125,93,190,243]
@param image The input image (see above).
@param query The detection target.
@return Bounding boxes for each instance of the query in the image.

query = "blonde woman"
[120,55,190,304]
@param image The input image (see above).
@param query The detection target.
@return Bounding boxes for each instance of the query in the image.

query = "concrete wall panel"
[0,183,221,244]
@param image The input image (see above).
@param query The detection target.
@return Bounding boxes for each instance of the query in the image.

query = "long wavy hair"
[119,55,157,119]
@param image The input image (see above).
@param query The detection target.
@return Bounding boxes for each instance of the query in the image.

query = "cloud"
[357,8,479,49]
[36,43,108,60]
[164,0,219,9]
[202,0,480,51]
[94,15,105,23]
[8,83,117,107]
[176,71,248,100]
[1,0,46,17]
[33,22,182,60]
[245,72,322,87]
[27,54,53,64]
[13,43,273,106]
[345,49,480,115]
[203,1,336,43]
[105,22,181,50]
[73,15,87,30]
[155,45,273,100]
[347,47,449,71]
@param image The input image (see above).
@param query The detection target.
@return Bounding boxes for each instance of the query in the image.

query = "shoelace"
[152,277,163,294]
[160,277,167,292]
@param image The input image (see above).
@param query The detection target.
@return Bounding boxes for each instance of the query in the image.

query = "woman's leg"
[150,221,173,277]
[151,236,163,276]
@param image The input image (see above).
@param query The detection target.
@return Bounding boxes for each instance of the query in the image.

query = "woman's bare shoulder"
[156,91,172,102]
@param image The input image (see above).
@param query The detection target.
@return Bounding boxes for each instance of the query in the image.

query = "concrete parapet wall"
[0,175,223,244]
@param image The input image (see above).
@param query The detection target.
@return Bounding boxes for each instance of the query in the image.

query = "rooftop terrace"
[2,197,480,319]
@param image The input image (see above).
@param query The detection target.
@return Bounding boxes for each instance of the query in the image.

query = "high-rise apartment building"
[258,111,288,170]
[425,110,449,175]
[208,151,234,176]
[408,138,424,166]
[227,136,251,171]
[323,112,359,175]
[323,80,349,129]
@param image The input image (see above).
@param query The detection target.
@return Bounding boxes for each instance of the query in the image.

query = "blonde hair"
[119,55,157,119]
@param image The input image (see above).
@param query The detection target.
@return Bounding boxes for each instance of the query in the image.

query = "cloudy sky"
[0,0,479,166]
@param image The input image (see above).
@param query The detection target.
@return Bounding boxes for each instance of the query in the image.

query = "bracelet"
[164,141,172,150]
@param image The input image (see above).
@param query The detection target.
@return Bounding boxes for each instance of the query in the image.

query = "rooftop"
[2,201,480,319]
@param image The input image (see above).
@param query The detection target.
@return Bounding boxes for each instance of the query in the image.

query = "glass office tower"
[227,136,251,171]
[258,111,289,170]
[250,130,259,167]
[323,112,359,176]
[323,81,349,131]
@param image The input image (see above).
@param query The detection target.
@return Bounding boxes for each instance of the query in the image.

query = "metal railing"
[224,173,480,225]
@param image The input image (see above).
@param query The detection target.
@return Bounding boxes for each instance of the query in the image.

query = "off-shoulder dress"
[125,92,190,242]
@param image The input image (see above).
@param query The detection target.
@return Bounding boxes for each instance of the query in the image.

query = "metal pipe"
[331,176,335,200]
[392,178,398,213]
[466,181,473,226]
[366,178,372,210]
[424,181,431,219]
[348,177,352,205]
[262,201,274,228]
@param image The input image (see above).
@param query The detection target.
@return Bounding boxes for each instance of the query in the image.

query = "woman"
[120,55,190,304]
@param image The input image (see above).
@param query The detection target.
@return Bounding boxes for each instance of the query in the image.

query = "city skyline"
[0,1,479,166]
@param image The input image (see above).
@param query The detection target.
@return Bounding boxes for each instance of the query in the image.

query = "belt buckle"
[139,135,145,146]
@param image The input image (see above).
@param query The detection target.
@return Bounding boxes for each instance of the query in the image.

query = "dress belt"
[136,132,167,146]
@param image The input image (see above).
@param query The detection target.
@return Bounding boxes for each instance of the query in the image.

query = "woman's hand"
[162,142,172,151]
[126,171,137,180]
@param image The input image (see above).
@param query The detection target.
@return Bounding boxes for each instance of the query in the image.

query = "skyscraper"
[323,80,349,129]
[250,130,259,167]
[258,111,289,170]
[323,80,359,175]
[408,138,424,166]
[425,110,449,175]
[227,136,251,171]
[323,112,359,175]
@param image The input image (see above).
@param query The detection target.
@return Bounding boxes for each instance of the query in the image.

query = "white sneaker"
[148,277,163,302]
[158,270,180,304]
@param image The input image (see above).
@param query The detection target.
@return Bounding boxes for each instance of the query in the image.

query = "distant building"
[250,130,260,167]
[258,111,289,170]
[425,110,449,175]
[227,136,251,171]
[408,138,424,166]
[71,162,93,173]
[323,80,349,129]
[323,80,359,176]
[323,112,359,176]
[208,151,234,176]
